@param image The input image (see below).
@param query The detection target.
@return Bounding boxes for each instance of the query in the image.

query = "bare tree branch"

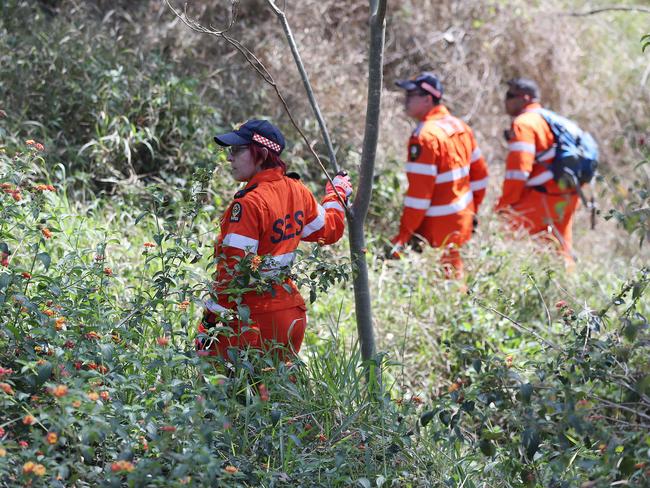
[164,0,347,209]
[561,5,650,16]
[265,0,340,174]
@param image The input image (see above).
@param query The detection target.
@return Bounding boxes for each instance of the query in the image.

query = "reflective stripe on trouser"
[196,305,308,359]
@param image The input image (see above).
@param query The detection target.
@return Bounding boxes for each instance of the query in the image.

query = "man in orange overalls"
[495,78,579,262]
[196,119,352,359]
[390,72,488,279]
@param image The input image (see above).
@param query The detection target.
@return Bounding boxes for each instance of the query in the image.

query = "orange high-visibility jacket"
[495,103,579,252]
[395,105,488,247]
[212,167,345,314]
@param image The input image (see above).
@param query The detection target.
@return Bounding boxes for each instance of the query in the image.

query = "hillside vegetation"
[0,1,649,487]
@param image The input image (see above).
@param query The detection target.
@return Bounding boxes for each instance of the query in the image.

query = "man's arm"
[392,134,439,246]
[495,121,536,210]
[468,132,489,212]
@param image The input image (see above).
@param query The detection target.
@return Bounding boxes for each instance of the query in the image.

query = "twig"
[265,0,339,174]
[473,299,560,350]
[588,394,650,422]
[526,273,552,332]
[560,6,650,16]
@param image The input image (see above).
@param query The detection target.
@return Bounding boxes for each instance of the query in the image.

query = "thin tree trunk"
[349,0,387,363]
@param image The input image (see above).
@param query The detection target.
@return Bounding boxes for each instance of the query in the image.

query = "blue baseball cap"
[395,72,443,100]
[214,119,286,155]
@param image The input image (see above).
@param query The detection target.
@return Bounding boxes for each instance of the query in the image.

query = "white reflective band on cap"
[323,201,345,212]
[436,165,470,184]
[205,299,231,314]
[420,81,441,98]
[526,170,553,186]
[470,147,482,163]
[504,170,530,181]
[404,196,431,210]
[222,233,259,252]
[508,141,536,154]
[252,133,282,153]
[470,177,488,191]
[301,205,326,238]
[406,162,437,176]
[425,191,473,217]
[536,146,556,162]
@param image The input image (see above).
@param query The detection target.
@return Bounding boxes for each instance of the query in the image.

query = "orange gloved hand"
[325,171,353,200]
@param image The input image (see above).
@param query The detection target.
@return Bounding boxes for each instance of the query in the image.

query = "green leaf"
[479,439,496,456]
[472,358,482,373]
[271,409,281,427]
[521,427,540,460]
[135,211,148,225]
[0,272,12,291]
[237,304,250,324]
[519,383,533,404]
[36,361,53,386]
[357,478,371,488]
[420,410,435,427]
[36,252,51,270]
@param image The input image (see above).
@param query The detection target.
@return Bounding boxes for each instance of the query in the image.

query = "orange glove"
[325,171,353,200]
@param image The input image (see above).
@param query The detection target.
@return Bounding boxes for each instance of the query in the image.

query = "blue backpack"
[532,108,599,188]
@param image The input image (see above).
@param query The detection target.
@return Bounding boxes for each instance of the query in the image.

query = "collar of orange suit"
[522,102,543,113]
[242,167,284,190]
[422,104,451,121]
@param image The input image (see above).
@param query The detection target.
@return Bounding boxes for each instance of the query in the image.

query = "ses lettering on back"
[271,211,304,243]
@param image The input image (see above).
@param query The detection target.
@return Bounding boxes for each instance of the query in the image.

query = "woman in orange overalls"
[196,119,352,359]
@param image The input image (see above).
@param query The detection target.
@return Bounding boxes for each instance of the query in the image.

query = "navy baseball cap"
[396,72,443,100]
[214,119,285,155]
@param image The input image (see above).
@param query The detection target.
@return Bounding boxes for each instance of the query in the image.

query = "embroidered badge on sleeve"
[409,143,422,161]
[230,202,243,222]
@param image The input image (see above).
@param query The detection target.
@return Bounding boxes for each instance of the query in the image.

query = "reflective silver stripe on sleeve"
[504,170,530,181]
[323,201,345,212]
[424,191,473,217]
[260,252,296,277]
[404,196,431,210]
[470,177,488,191]
[525,170,554,186]
[222,233,259,253]
[205,299,231,314]
[536,146,556,163]
[508,141,536,154]
[470,147,482,163]
[301,205,326,238]
[406,162,437,176]
[436,165,470,184]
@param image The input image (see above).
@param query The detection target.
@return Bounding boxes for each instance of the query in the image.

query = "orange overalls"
[495,103,579,261]
[393,105,488,278]
[197,167,346,358]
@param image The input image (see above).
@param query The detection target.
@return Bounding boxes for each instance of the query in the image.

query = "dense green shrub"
[0,143,442,487]
[0,1,221,192]
[417,269,650,487]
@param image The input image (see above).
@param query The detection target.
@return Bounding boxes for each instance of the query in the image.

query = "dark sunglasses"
[505,91,521,100]
[227,145,249,157]
[406,90,430,98]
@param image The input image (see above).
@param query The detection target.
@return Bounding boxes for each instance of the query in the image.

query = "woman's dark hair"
[249,144,287,173]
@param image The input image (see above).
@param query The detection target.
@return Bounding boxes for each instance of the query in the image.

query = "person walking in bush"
[389,72,488,279]
[495,78,582,263]
[196,119,352,359]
